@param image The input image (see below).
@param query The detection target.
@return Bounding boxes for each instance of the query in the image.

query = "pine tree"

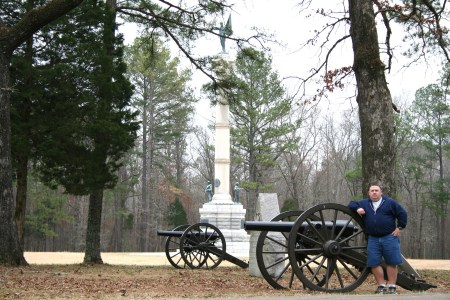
[126,36,196,250]
[412,82,450,257]
[10,0,138,263]
[0,0,84,266]
[167,198,188,227]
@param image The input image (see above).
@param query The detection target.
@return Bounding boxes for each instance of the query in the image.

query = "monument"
[199,15,249,254]
[248,193,281,276]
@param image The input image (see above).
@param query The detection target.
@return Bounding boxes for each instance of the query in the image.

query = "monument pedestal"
[199,200,249,254]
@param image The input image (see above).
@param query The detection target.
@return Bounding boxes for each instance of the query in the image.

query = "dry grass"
[0,253,448,299]
[1,265,449,299]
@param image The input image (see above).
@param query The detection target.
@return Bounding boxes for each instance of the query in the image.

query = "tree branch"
[373,0,394,72]
[1,0,84,53]
[421,0,450,61]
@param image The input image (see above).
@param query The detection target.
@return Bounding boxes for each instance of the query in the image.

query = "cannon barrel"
[157,230,219,239]
[157,230,183,237]
[244,220,358,237]
[244,221,294,232]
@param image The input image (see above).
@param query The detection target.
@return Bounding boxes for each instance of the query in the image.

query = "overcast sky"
[229,1,440,103]
[120,1,442,126]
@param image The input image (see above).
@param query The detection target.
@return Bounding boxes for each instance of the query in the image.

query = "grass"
[1,264,449,299]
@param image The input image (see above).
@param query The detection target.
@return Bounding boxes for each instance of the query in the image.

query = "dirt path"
[24,252,450,270]
[25,252,173,266]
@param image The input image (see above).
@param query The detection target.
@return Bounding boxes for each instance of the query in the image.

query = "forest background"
[1,0,449,262]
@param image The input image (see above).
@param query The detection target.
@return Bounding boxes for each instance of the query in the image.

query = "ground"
[0,253,449,299]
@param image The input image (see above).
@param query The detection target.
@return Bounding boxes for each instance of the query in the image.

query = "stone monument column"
[199,21,249,253]
[211,55,233,204]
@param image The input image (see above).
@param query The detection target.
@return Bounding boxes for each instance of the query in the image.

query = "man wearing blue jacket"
[348,183,407,295]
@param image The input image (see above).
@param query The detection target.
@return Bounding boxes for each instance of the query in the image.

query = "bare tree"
[321,111,361,199]
[294,0,450,196]
[310,112,360,205]
[190,126,215,200]
[276,103,321,210]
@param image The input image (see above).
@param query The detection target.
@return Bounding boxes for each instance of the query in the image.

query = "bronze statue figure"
[219,14,232,53]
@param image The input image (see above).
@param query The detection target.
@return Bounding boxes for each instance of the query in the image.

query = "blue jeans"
[367,234,402,267]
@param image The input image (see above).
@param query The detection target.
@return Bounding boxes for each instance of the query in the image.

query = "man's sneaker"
[375,285,387,294]
[387,286,398,294]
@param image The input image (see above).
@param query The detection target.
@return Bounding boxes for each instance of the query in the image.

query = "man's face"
[368,185,382,201]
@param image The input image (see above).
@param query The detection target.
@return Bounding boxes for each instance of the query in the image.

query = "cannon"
[157,223,248,269]
[244,203,436,293]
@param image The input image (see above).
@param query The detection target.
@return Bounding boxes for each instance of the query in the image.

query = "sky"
[119,0,442,126]
[226,1,441,110]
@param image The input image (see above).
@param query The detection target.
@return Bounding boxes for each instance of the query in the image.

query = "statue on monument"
[218,14,232,53]
[205,181,213,202]
[233,182,241,203]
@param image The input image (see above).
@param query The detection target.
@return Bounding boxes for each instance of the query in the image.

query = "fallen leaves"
[0,264,448,299]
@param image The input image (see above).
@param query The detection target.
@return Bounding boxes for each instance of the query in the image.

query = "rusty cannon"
[244,203,436,293]
[157,223,248,269]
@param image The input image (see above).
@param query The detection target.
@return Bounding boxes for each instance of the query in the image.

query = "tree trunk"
[84,0,117,263]
[140,79,154,252]
[15,159,28,249]
[109,176,124,251]
[109,198,123,252]
[83,189,104,263]
[348,0,396,196]
[146,79,157,251]
[437,138,447,258]
[14,32,33,251]
[246,151,258,220]
[138,76,150,251]
[0,52,27,265]
[419,201,425,258]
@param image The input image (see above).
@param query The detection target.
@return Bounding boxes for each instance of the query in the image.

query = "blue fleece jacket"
[348,195,407,237]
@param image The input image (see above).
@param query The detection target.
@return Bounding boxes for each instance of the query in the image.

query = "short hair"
[368,182,383,191]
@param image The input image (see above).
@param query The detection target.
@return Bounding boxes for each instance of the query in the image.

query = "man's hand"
[392,227,401,237]
[356,208,365,215]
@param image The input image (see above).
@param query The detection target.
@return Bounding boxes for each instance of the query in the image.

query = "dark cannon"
[244,203,436,293]
[245,219,357,236]
[157,223,248,269]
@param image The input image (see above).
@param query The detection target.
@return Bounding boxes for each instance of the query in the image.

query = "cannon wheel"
[256,211,306,290]
[256,211,322,290]
[180,223,226,269]
[163,224,190,269]
[288,203,370,293]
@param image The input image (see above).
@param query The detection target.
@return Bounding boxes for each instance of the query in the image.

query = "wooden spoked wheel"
[288,203,369,293]
[256,211,304,290]
[256,211,322,290]
[163,224,190,269]
[180,223,226,269]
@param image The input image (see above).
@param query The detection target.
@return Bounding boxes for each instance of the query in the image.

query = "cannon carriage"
[244,203,436,293]
[157,223,248,269]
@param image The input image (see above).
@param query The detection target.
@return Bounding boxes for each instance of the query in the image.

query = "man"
[348,183,407,295]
